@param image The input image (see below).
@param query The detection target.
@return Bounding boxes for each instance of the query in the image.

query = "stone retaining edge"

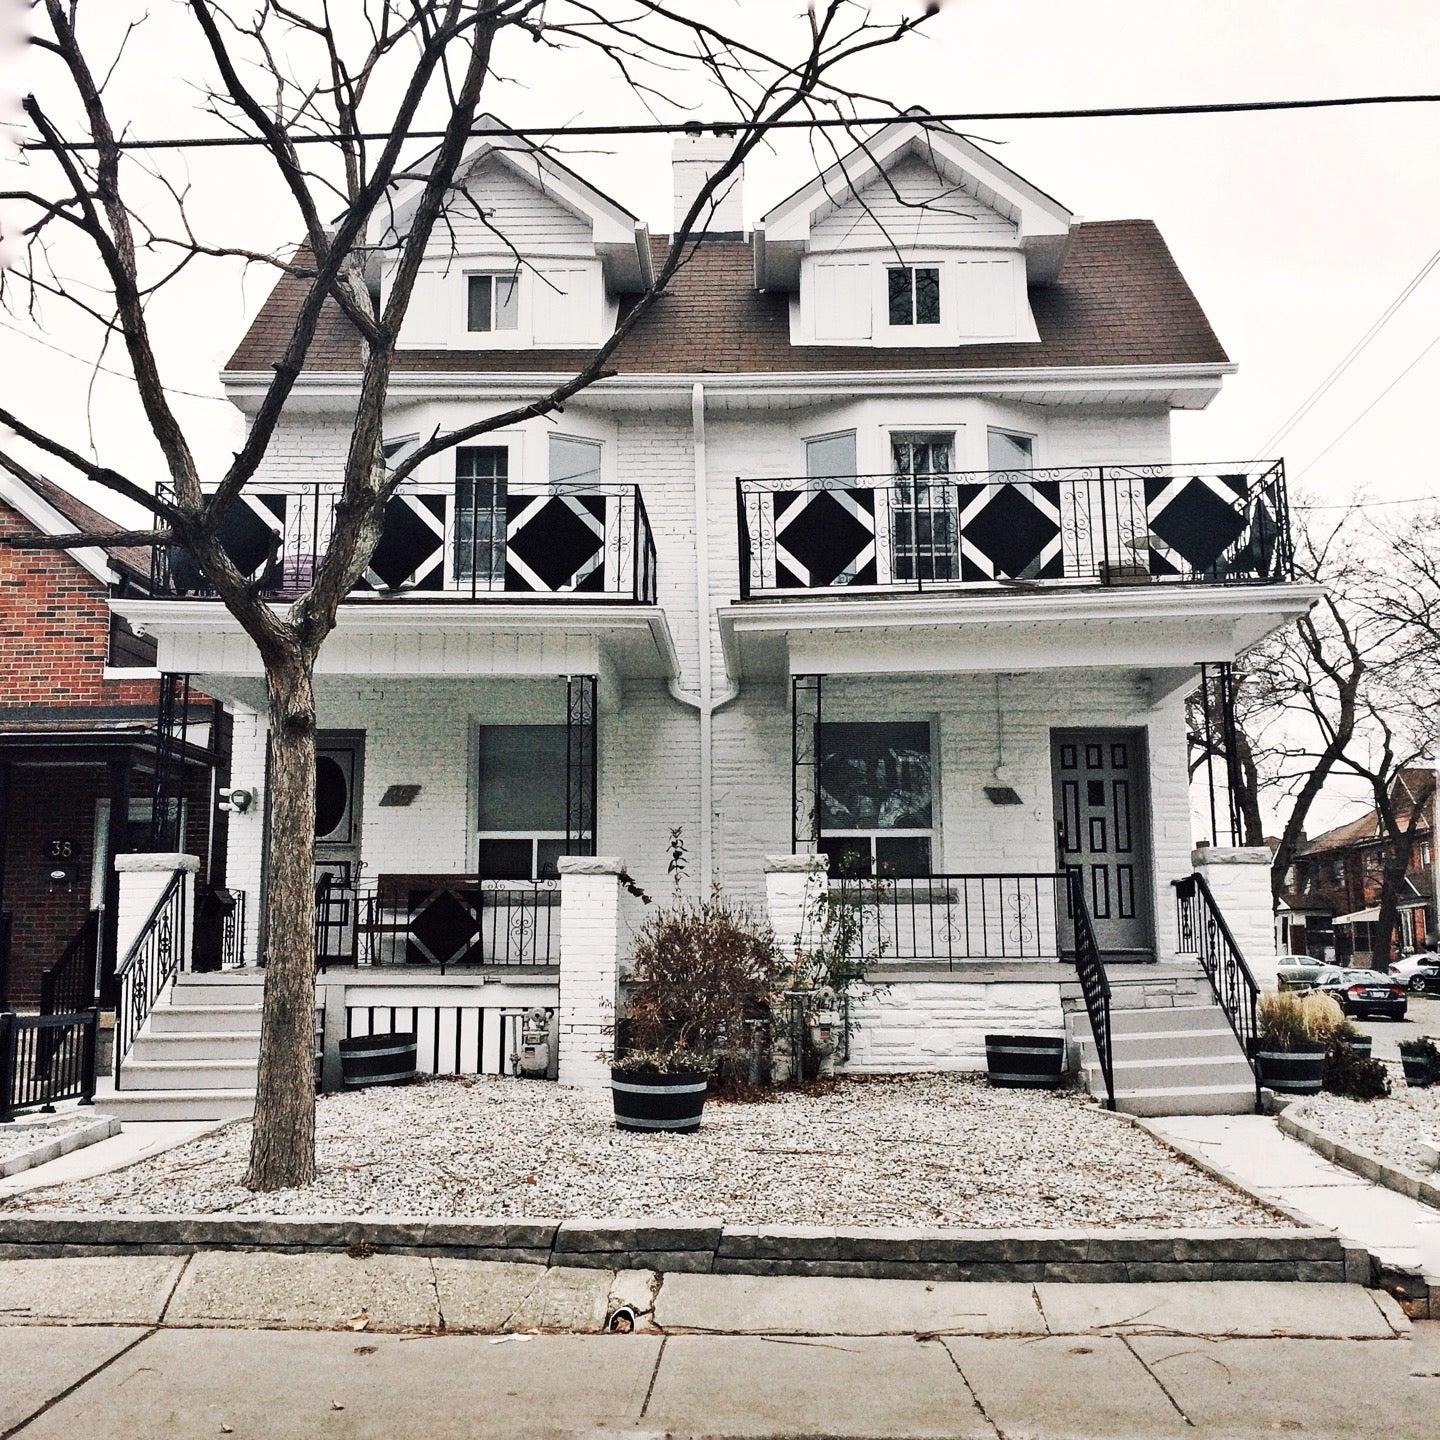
[0,1116,120,1180]
[0,1213,1351,1281]
[1277,1102,1440,1212]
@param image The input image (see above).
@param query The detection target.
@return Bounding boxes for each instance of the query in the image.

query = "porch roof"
[717,582,1323,696]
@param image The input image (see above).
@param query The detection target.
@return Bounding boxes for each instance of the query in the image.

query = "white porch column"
[763,852,829,959]
[224,705,268,965]
[557,855,627,1092]
[1193,845,1280,992]
[114,853,200,966]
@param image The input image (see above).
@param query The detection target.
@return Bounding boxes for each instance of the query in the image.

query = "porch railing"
[0,911,12,1009]
[738,460,1291,598]
[317,877,560,973]
[1175,873,1262,1111]
[39,911,101,1016]
[830,872,1071,966]
[0,1009,98,1121]
[1068,867,1115,1111]
[340,1002,555,1078]
[153,479,657,603]
[114,870,187,1089]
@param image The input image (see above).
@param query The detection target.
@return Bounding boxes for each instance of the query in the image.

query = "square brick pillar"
[1193,845,1280,992]
[114,852,200,968]
[557,855,628,1092]
[763,852,829,960]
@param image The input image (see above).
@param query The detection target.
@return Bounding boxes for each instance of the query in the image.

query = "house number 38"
[47,839,78,860]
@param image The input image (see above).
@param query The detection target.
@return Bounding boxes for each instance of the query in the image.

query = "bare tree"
[0,0,937,1189]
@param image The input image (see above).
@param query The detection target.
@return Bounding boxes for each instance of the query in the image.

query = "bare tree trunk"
[245,651,318,1191]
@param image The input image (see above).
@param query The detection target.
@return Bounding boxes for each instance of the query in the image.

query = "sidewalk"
[0,1254,1436,1437]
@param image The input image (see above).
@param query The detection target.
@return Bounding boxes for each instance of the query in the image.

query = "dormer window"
[467,271,519,332]
[887,266,940,326]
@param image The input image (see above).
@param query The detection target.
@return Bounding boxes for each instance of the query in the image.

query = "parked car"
[1389,952,1440,994]
[1276,958,1327,992]
[1313,968,1409,1019]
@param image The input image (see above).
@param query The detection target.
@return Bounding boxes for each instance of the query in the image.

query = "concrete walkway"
[0,1254,1436,1437]
[0,1120,218,1201]
[1146,1113,1440,1287]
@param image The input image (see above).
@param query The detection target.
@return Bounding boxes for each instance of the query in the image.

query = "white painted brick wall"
[557,857,626,1090]
[114,854,199,969]
[1193,846,1281,990]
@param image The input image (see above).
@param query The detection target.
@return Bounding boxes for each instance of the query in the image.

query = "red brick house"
[1277,768,1437,966]
[0,470,226,1008]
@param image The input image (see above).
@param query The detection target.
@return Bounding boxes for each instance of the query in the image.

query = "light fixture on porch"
[985,675,1024,807]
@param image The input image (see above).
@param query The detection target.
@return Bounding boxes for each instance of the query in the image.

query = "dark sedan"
[1313,968,1409,1019]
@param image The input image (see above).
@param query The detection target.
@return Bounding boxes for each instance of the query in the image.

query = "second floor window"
[887,265,940,326]
[455,446,508,589]
[467,271,519,332]
[892,434,956,582]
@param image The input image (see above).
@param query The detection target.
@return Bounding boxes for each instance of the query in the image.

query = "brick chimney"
[672,133,743,237]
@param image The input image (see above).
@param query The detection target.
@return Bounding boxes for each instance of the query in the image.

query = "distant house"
[1277,768,1436,965]
[0,469,227,1008]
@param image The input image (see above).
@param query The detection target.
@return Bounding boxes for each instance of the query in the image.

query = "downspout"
[666,381,739,883]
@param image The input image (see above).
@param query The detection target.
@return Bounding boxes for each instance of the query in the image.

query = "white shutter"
[532,265,592,345]
[954,258,1016,339]
[812,260,871,341]
[396,265,453,348]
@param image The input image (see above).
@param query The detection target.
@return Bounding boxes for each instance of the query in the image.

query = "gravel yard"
[5,1075,1283,1227]
[0,1115,99,1165]
[1304,1075,1440,1176]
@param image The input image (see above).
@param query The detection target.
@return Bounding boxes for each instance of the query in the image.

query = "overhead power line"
[12,91,1440,153]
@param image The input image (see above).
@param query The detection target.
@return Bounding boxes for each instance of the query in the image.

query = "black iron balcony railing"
[737,460,1291,599]
[153,479,658,604]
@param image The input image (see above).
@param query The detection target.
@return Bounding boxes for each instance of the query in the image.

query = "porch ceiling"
[113,600,679,696]
[718,583,1323,686]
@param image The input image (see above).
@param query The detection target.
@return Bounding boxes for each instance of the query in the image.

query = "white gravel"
[0,1115,98,1163]
[4,1075,1282,1228]
[1305,1074,1440,1176]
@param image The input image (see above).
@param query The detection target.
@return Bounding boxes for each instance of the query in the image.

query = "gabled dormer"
[372,118,653,352]
[754,117,1073,348]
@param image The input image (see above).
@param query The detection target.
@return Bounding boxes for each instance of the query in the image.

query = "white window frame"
[465,269,520,334]
[885,263,942,328]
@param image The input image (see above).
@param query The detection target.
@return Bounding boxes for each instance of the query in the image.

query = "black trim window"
[475,724,569,879]
[887,266,940,326]
[818,720,934,878]
[455,446,508,587]
[467,272,518,332]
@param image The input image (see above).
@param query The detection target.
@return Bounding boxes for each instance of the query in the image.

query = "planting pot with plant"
[1400,1037,1440,1089]
[611,844,783,1132]
[1255,991,1337,1097]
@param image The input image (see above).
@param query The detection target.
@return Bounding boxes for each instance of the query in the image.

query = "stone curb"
[0,1116,120,1180]
[0,1212,1350,1281]
[1277,1102,1440,1211]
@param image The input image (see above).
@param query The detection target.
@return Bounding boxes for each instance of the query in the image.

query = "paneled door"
[1051,730,1153,958]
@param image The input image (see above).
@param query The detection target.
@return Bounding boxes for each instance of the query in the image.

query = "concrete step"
[92,1087,256,1122]
[1077,1027,1242,1062]
[170,977,264,1006]
[114,1057,259,1091]
[1108,1004,1228,1034]
[147,1004,263,1034]
[1087,1054,1255,1091]
[1108,1082,1258,1117]
[128,1030,263,1062]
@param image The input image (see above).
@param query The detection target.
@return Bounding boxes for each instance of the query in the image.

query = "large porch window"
[475,724,569,879]
[818,720,934,878]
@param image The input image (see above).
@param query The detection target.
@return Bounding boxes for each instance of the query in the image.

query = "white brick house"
[110,118,1319,1115]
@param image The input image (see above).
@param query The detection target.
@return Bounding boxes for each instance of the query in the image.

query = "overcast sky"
[3,0,1438,828]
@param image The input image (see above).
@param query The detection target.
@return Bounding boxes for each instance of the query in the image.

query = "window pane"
[875,835,932,878]
[914,267,940,324]
[892,438,956,580]
[493,272,519,330]
[476,838,534,880]
[549,435,602,487]
[805,432,857,481]
[887,266,913,325]
[987,430,1034,472]
[467,274,492,332]
[455,447,508,586]
[476,724,568,831]
[818,836,873,879]
[819,721,932,830]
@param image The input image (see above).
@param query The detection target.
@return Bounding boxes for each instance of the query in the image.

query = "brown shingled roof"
[225,220,1228,377]
[21,472,152,583]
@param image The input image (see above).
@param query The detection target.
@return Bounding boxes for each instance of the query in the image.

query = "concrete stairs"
[93,972,262,1122]
[1067,967,1258,1117]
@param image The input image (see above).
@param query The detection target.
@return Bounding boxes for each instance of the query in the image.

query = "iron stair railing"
[1174,873,1262,1112]
[1066,868,1115,1110]
[113,870,187,1090]
[38,911,101,1016]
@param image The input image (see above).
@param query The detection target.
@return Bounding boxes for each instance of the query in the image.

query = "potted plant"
[1254,991,1333,1097]
[612,867,782,1133]
[1400,1037,1440,1088]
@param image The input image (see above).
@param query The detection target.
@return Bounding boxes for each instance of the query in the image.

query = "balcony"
[152,479,658,604]
[737,461,1291,600]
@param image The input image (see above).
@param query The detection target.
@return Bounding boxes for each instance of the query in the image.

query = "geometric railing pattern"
[738,460,1291,599]
[153,480,658,603]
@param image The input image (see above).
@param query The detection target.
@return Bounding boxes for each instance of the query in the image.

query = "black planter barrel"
[1346,1035,1373,1060]
[339,1031,418,1089]
[1401,1053,1433,1088]
[984,1034,1066,1090]
[1256,1044,1326,1097]
[611,1066,707,1132]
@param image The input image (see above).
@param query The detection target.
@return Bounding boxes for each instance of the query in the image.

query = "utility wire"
[1254,242,1440,458]
[1295,494,1438,510]
[12,91,1440,153]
